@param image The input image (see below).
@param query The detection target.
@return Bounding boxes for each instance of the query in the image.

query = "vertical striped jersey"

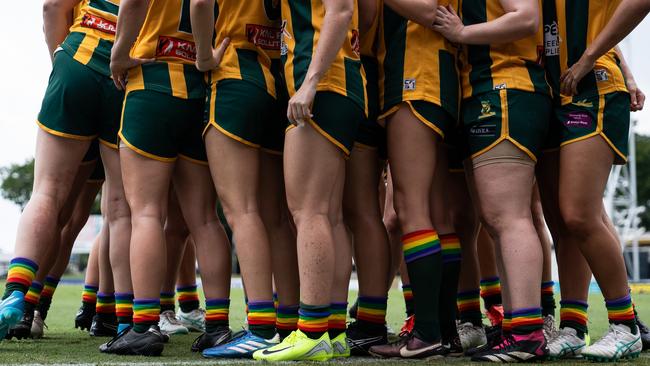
[60,0,120,77]
[458,0,550,98]
[543,0,627,105]
[211,0,284,98]
[378,0,460,119]
[281,0,367,112]
[127,0,205,99]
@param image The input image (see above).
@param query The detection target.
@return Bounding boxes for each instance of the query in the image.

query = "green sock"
[439,234,461,341]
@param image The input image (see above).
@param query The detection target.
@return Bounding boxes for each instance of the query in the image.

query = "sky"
[1,3,650,254]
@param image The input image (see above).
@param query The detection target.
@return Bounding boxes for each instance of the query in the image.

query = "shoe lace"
[163,312,182,325]
[594,325,621,347]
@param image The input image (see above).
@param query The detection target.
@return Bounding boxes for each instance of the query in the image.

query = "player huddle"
[1,0,650,363]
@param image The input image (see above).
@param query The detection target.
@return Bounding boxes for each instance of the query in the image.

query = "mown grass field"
[2,283,650,365]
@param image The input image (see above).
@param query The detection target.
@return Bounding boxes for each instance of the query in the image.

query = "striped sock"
[606,294,637,331]
[160,292,175,313]
[541,281,556,317]
[440,234,461,264]
[298,303,329,339]
[457,289,482,326]
[248,301,276,339]
[480,276,502,310]
[115,293,134,327]
[502,312,512,335]
[357,296,388,334]
[81,284,99,307]
[276,305,299,338]
[205,298,229,332]
[96,292,116,315]
[440,234,462,340]
[25,281,44,307]
[402,229,443,342]
[37,276,60,320]
[402,284,414,316]
[133,299,160,333]
[177,285,200,313]
[560,300,588,338]
[510,307,543,335]
[328,302,347,338]
[3,257,38,299]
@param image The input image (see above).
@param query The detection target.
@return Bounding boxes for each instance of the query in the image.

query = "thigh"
[99,79,126,148]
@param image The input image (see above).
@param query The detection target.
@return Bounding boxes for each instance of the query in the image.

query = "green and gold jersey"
[543,0,627,105]
[281,0,367,112]
[211,0,284,98]
[458,0,550,98]
[378,0,460,119]
[60,0,120,77]
[127,0,205,99]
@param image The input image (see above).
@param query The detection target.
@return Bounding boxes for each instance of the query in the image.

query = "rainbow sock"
[248,301,276,339]
[81,284,99,307]
[96,292,116,315]
[205,298,229,332]
[3,257,38,299]
[276,305,299,338]
[510,307,543,335]
[357,296,387,334]
[402,284,414,316]
[560,300,588,338]
[177,285,200,313]
[502,311,512,335]
[133,299,160,333]
[328,302,347,338]
[160,292,175,313]
[457,289,482,326]
[402,229,441,264]
[115,293,134,329]
[25,281,44,309]
[298,303,329,339]
[480,276,502,310]
[606,294,637,331]
[541,281,556,317]
[440,234,461,264]
[37,276,59,320]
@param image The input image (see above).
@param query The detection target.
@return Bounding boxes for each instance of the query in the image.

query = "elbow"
[422,0,438,26]
[192,0,213,10]
[520,14,539,36]
[333,0,354,24]
[42,0,65,16]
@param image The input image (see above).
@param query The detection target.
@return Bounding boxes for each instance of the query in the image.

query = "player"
[435,0,551,362]
[101,0,232,356]
[0,0,123,341]
[252,0,366,361]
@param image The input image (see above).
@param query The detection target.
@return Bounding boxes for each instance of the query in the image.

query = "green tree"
[0,158,35,210]
[636,133,650,230]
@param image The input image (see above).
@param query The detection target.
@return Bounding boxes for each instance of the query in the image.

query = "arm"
[288,0,354,125]
[433,0,538,44]
[384,0,437,29]
[359,0,378,35]
[42,0,79,61]
[190,0,230,72]
[616,46,645,111]
[560,0,650,95]
[109,0,153,90]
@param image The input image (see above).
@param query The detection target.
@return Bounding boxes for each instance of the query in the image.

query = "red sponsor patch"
[156,36,197,62]
[81,13,116,35]
[351,29,360,57]
[246,24,281,50]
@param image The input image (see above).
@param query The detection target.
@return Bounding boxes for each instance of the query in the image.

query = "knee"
[130,204,166,227]
[290,208,329,229]
[560,207,598,238]
[105,195,131,223]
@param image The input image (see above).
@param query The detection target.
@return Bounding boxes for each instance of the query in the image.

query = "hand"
[626,78,646,112]
[287,81,317,126]
[559,53,595,96]
[110,51,153,90]
[195,38,230,72]
[433,5,464,43]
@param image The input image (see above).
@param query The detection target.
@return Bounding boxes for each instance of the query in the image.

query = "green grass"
[1,284,650,365]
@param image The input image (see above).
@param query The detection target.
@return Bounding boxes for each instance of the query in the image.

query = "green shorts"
[356,56,386,159]
[288,92,365,156]
[87,157,105,183]
[205,79,286,154]
[82,139,100,163]
[462,89,551,162]
[38,51,123,147]
[445,124,464,173]
[546,92,630,164]
[119,90,207,163]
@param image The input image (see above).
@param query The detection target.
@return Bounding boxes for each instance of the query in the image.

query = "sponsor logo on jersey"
[493,83,507,90]
[571,99,594,108]
[81,13,117,35]
[156,36,196,62]
[351,29,360,57]
[479,101,496,119]
[247,24,282,50]
[594,69,609,82]
[469,124,496,137]
[544,21,560,57]
[564,112,593,128]
[403,78,416,91]
[280,20,291,56]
